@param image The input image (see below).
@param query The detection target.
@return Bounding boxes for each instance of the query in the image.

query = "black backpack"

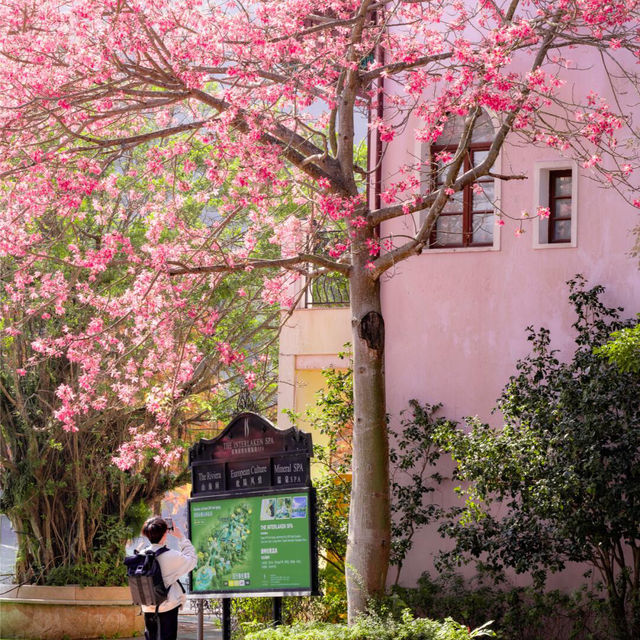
[124,546,170,611]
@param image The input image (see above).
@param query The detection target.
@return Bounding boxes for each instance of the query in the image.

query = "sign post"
[188,412,317,639]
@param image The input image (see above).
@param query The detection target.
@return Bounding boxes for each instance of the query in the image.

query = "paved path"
[111,613,223,640]
[175,614,223,639]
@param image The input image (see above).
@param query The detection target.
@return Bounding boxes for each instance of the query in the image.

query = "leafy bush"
[595,319,640,373]
[436,277,640,640]
[244,610,494,640]
[40,516,141,586]
[392,571,612,640]
[43,561,127,587]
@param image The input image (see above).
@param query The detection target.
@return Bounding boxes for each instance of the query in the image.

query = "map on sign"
[189,490,314,595]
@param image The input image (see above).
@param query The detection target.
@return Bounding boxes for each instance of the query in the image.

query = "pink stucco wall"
[380,98,640,589]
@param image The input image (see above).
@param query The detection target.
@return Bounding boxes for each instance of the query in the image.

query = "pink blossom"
[365,238,381,257]
[244,371,257,389]
[0,0,637,473]
[582,154,601,169]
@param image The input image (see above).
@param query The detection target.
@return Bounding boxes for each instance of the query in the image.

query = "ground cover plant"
[243,610,495,640]
[392,571,612,640]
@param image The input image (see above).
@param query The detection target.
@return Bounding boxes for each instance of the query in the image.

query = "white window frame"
[533,160,578,249]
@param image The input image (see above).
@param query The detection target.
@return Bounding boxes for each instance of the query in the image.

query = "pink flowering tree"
[0,150,281,582]
[1,0,639,617]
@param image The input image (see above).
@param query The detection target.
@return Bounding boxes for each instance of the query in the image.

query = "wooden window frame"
[429,142,494,248]
[548,169,572,244]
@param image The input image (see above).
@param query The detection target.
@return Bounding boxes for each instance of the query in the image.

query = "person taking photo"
[139,516,197,640]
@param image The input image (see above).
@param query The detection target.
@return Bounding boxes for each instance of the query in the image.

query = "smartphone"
[165,517,174,531]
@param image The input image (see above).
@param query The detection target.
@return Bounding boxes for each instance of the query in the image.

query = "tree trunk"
[345,247,389,621]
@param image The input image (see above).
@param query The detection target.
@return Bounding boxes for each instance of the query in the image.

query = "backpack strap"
[147,546,183,609]
[141,545,169,619]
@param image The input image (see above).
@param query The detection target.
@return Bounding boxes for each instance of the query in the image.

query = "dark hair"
[142,517,168,544]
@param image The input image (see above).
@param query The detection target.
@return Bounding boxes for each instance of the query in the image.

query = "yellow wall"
[294,368,349,478]
[277,307,351,431]
[294,368,332,450]
[279,308,352,356]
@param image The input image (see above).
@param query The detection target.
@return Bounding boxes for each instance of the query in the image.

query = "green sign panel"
[189,490,313,594]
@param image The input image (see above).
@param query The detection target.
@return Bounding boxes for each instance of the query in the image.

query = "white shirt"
[140,539,197,613]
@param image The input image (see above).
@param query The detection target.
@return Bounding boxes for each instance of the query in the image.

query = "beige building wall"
[277,307,351,446]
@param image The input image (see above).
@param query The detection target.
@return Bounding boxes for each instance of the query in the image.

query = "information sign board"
[189,489,317,596]
[272,455,309,488]
[227,458,271,491]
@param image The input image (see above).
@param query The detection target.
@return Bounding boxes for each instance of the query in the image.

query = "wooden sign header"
[189,412,313,496]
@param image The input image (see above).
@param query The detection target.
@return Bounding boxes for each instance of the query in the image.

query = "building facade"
[277,65,640,590]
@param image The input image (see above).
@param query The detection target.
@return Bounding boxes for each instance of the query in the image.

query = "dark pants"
[144,606,179,640]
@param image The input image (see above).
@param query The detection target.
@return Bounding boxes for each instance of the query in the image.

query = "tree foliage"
[0,348,169,583]
[596,320,640,374]
[437,276,640,640]
[0,152,281,582]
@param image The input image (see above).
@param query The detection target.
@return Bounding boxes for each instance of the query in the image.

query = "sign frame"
[188,486,319,598]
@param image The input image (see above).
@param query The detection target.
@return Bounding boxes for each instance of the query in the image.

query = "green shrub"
[392,571,612,640]
[435,278,640,639]
[43,561,127,587]
[244,610,494,640]
[41,517,139,587]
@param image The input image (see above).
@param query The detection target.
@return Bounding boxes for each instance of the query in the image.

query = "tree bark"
[345,238,389,621]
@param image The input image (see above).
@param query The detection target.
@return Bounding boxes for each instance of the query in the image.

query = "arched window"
[429,110,495,248]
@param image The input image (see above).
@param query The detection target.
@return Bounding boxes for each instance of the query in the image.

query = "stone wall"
[0,585,145,639]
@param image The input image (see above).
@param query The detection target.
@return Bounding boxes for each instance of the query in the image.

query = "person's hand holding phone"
[171,526,184,540]
[165,518,184,539]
